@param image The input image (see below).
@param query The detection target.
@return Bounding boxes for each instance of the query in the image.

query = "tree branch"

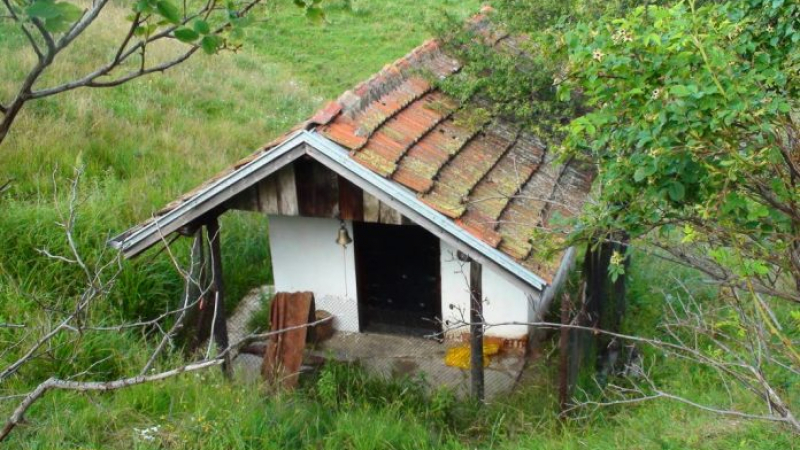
[0,0,270,145]
[0,314,335,442]
[0,359,224,442]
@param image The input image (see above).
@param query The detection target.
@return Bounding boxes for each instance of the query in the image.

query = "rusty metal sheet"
[261,291,315,389]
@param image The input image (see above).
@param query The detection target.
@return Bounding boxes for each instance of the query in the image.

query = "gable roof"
[109,11,594,292]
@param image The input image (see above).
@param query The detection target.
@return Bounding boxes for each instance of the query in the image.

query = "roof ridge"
[307,7,502,129]
[340,40,457,123]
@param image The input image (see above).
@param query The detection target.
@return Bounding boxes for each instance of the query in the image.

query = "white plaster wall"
[482,268,534,338]
[440,243,538,339]
[268,215,359,332]
[440,245,472,337]
[269,218,539,338]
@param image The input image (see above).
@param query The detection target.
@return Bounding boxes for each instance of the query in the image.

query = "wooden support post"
[558,293,572,415]
[207,217,232,378]
[469,259,484,403]
[183,229,206,349]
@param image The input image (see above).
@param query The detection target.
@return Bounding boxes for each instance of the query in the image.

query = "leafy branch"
[0,0,327,146]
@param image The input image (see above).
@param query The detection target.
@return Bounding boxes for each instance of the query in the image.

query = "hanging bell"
[335,223,352,247]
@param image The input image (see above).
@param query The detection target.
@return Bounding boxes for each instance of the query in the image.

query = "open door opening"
[354,222,441,336]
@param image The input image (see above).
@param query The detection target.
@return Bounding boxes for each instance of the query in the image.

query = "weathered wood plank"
[295,158,339,218]
[207,217,232,378]
[378,201,402,225]
[186,229,209,351]
[338,176,364,221]
[257,176,279,214]
[227,186,259,212]
[122,144,306,257]
[363,191,380,223]
[276,165,298,216]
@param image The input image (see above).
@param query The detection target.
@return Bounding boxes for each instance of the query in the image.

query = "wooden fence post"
[558,293,572,415]
[207,217,232,378]
[469,259,484,403]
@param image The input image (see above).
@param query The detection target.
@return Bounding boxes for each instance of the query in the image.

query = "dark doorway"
[354,222,441,336]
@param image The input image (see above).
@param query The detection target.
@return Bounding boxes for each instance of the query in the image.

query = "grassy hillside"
[0,0,483,316]
[0,0,794,448]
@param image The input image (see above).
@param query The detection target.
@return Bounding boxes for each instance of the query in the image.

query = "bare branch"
[0,178,13,194]
[0,359,224,441]
[0,0,267,145]
[0,313,334,442]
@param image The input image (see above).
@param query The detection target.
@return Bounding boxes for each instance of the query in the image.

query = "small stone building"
[109,13,593,356]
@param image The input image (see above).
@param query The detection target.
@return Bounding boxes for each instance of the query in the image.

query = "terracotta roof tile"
[459,132,545,241]
[352,91,457,176]
[421,122,517,218]
[392,108,488,193]
[495,151,561,261]
[124,11,595,287]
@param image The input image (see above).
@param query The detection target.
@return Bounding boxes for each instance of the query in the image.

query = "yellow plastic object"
[444,342,501,369]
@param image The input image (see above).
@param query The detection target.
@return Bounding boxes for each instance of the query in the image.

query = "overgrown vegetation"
[441,0,798,433]
[1,0,796,447]
[3,256,793,449]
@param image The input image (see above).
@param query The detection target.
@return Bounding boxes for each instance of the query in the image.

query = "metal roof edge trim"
[303,131,548,291]
[539,246,576,309]
[107,129,308,254]
[107,129,550,291]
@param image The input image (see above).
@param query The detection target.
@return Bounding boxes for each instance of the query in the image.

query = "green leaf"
[57,1,82,21]
[43,17,70,32]
[669,85,691,97]
[156,0,181,24]
[633,160,656,182]
[193,19,210,35]
[666,181,685,201]
[26,0,61,19]
[200,35,222,54]
[174,27,199,43]
[26,0,82,32]
[133,0,153,14]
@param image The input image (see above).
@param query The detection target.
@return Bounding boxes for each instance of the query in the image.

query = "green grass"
[0,0,795,448]
[0,0,483,318]
[3,251,792,449]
